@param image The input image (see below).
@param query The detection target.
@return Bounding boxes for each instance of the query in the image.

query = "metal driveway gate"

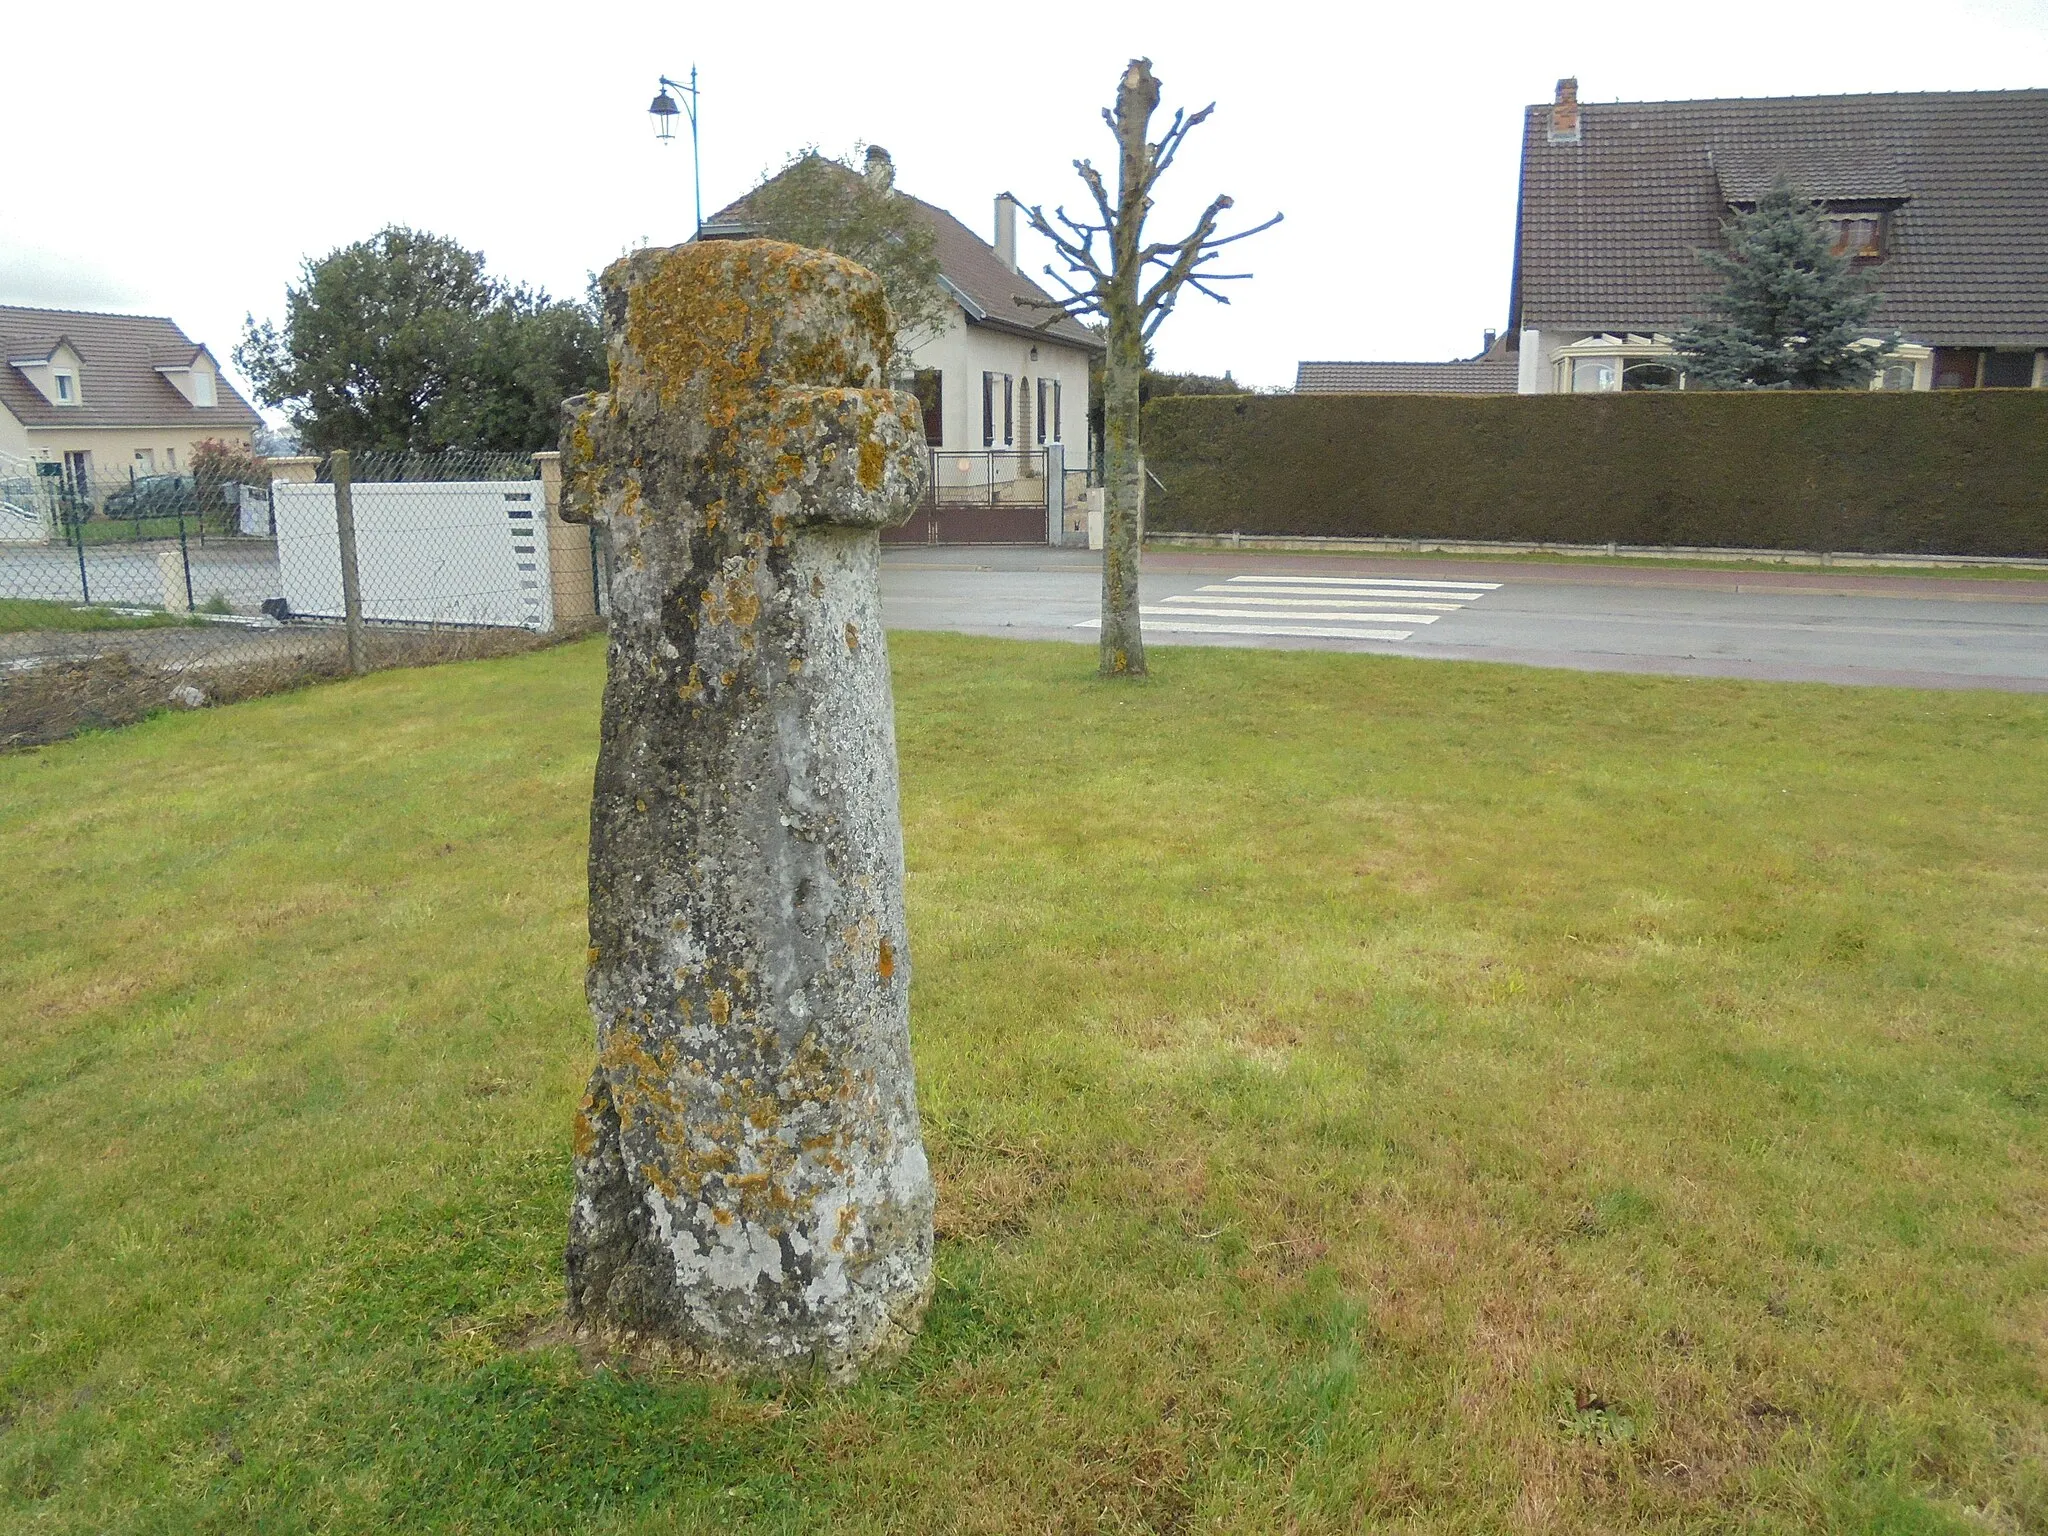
[886,446,1083,546]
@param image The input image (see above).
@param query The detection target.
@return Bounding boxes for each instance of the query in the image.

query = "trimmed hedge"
[1143,390,2048,556]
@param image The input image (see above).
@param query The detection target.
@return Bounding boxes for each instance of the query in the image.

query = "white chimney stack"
[994,194,1019,272]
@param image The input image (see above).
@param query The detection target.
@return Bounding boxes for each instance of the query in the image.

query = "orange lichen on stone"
[857,433,886,491]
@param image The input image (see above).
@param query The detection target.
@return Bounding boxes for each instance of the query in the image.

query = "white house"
[699,151,1103,540]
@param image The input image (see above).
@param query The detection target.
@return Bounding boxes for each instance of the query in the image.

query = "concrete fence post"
[531,450,596,627]
[330,449,366,675]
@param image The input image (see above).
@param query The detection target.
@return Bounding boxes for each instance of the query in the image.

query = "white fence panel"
[0,495,50,542]
[273,480,552,632]
[237,483,272,537]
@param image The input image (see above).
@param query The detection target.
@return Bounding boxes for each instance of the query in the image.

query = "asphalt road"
[8,539,2043,692]
[1,539,282,610]
[879,547,2048,692]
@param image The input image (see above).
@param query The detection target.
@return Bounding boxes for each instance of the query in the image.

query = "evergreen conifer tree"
[1674,180,1893,389]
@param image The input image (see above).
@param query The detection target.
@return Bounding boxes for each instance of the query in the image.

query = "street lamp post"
[648,68,702,236]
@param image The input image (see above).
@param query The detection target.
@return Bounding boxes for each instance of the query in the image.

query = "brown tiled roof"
[1509,89,2048,348]
[702,169,1104,353]
[0,305,262,432]
[1295,360,1518,394]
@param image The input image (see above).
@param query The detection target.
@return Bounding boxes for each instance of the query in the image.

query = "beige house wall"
[18,423,255,483]
[0,401,30,458]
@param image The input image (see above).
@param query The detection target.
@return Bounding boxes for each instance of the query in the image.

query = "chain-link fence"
[1,448,605,749]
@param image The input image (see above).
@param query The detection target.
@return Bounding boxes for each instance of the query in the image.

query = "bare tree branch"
[1073,159,1117,232]
[1138,195,1232,318]
[1018,200,1108,286]
[1030,263,1097,307]
[1185,212,1285,251]
[1150,103,1215,180]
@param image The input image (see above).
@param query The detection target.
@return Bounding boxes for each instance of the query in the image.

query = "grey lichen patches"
[562,238,933,1381]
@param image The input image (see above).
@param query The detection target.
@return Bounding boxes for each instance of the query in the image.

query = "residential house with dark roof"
[1510,80,2048,393]
[0,305,262,491]
[700,150,1105,470]
[1296,341,1519,396]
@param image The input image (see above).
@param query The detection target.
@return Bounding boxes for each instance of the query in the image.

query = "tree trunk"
[1098,313,1146,676]
[1097,58,1161,679]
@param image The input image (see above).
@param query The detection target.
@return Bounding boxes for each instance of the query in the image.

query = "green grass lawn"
[71,515,240,547]
[3,635,2044,1533]
[0,599,206,634]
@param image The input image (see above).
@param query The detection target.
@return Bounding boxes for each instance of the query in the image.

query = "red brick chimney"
[1549,77,1581,144]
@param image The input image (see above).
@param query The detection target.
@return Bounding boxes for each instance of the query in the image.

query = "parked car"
[103,473,198,520]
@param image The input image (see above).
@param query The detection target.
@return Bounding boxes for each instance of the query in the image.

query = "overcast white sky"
[7,0,2047,398]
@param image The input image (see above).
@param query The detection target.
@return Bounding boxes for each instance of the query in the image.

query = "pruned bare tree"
[1013,58,1280,677]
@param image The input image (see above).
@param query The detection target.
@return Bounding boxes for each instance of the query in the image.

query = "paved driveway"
[879,547,2048,692]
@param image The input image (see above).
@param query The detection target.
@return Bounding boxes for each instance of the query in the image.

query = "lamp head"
[649,90,679,141]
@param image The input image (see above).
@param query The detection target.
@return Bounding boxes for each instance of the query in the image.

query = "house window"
[914,369,943,446]
[1622,360,1682,391]
[1036,378,1048,445]
[194,372,216,408]
[1052,379,1062,443]
[1933,348,1980,389]
[1983,350,2036,389]
[55,372,75,403]
[1824,213,1885,260]
[1877,360,1918,391]
[63,450,91,498]
[1571,357,1620,393]
[983,371,1013,447]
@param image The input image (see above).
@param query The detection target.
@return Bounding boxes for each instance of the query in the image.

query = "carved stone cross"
[560,239,934,1377]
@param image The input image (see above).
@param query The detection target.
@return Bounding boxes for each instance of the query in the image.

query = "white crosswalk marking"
[1077,619,1419,641]
[1187,591,1469,610]
[1143,605,1442,624]
[1075,571,1502,645]
[1224,575,1501,590]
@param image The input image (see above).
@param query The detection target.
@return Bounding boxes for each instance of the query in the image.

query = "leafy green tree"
[740,147,952,345]
[1674,181,1892,390]
[433,283,608,453]
[236,226,605,452]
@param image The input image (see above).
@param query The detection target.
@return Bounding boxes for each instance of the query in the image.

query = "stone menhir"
[559,239,934,1377]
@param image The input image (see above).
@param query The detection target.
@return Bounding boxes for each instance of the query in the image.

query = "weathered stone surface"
[559,239,933,1378]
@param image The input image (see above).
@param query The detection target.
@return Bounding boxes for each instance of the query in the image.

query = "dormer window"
[1824,212,1886,260]
[54,371,76,403]
[194,371,215,407]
